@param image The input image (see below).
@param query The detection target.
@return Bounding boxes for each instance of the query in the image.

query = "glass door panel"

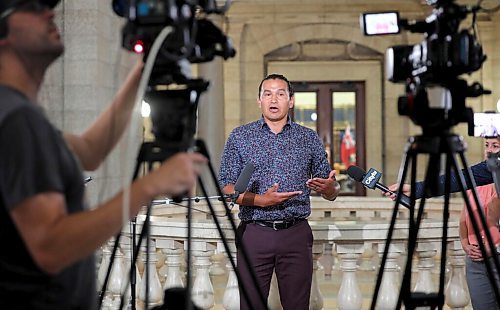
[332,92,356,193]
[293,92,317,131]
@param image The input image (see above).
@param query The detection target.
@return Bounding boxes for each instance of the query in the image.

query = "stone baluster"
[138,239,163,308]
[445,240,470,309]
[267,272,282,310]
[209,248,227,276]
[222,243,239,310]
[163,248,185,291]
[413,242,437,294]
[157,239,185,292]
[97,239,113,291]
[321,242,335,278]
[108,246,126,306]
[310,243,324,310]
[191,241,215,309]
[101,294,113,310]
[376,242,403,310]
[336,243,364,310]
[121,236,142,309]
[359,242,376,271]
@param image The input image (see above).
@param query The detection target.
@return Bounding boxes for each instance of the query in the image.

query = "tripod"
[99,139,268,310]
[371,133,500,309]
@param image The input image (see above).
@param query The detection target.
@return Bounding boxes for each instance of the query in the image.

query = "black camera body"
[387,30,484,84]
[112,0,235,149]
[362,0,490,134]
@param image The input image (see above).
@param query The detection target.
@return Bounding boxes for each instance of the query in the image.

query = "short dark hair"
[258,74,294,99]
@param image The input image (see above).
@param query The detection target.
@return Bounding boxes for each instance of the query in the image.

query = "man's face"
[257,78,294,123]
[485,138,500,158]
[5,1,63,62]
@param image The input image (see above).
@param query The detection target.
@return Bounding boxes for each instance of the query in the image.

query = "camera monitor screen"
[473,112,500,137]
[361,12,400,36]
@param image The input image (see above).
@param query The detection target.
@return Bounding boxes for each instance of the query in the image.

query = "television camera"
[361,0,491,135]
[112,0,236,153]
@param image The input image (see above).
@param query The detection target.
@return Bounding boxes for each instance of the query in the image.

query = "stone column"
[197,15,226,174]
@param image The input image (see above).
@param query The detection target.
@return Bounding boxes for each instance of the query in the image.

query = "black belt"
[250,218,305,230]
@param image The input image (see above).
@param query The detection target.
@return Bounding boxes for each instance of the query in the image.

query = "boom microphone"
[230,163,255,200]
[347,165,412,209]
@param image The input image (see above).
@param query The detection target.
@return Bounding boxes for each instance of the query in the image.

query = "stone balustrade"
[98,197,470,310]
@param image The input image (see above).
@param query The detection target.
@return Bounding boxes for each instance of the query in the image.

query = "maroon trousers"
[236,220,313,310]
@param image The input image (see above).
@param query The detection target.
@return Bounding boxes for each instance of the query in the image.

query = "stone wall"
[38,1,500,203]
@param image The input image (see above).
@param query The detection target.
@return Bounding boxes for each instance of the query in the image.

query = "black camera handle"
[370,134,500,310]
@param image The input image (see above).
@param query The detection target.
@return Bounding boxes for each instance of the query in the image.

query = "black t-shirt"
[0,86,96,310]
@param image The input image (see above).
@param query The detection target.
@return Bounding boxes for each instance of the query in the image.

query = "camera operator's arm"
[10,152,206,275]
[64,60,143,171]
[385,161,492,200]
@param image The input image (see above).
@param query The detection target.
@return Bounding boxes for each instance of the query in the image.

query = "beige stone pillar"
[197,16,227,175]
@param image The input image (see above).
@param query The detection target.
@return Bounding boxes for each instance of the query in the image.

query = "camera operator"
[458,138,499,310]
[489,197,500,231]
[385,137,499,309]
[0,1,206,309]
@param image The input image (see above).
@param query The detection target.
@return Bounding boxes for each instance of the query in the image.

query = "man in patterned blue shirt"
[218,74,340,309]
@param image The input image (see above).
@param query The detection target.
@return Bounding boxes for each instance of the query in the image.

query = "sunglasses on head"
[0,0,52,20]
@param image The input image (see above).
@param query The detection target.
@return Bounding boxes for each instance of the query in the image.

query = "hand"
[384,183,411,200]
[259,183,302,207]
[464,244,484,261]
[143,152,207,197]
[306,170,340,200]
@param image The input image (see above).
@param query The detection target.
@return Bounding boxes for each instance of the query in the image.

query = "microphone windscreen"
[234,163,255,193]
[347,165,366,182]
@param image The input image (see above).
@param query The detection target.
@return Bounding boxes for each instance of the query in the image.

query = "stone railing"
[97,197,470,310]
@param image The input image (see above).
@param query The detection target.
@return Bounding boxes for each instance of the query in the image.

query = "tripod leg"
[370,142,414,310]
[398,150,427,310]
[195,139,268,310]
[99,154,148,310]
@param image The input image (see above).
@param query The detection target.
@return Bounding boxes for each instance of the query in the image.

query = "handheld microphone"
[229,163,255,201]
[347,165,412,209]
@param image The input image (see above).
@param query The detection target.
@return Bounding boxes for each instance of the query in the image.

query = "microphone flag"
[362,168,382,189]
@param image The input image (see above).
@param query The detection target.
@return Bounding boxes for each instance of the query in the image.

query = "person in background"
[488,198,500,230]
[0,1,205,309]
[218,73,340,309]
[384,136,500,308]
[458,137,499,310]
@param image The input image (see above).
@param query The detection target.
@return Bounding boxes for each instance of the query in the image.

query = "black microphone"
[347,165,412,209]
[230,163,255,201]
